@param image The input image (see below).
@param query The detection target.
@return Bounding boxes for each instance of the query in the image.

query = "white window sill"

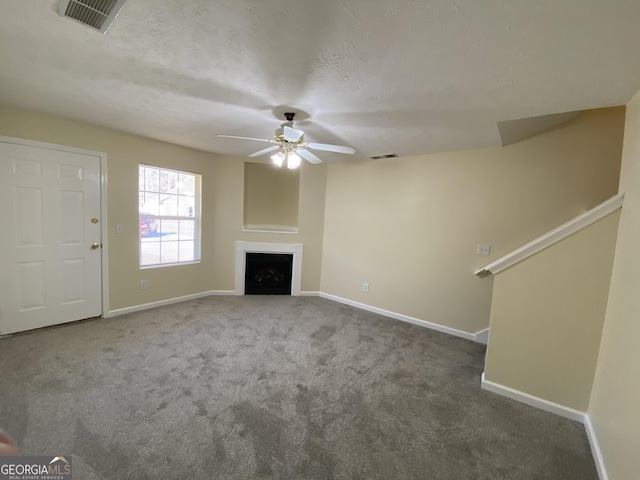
[140,260,201,270]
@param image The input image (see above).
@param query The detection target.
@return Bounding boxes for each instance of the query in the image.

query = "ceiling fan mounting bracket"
[284,112,295,122]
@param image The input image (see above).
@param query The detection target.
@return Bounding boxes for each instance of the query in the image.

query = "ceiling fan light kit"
[286,152,301,169]
[218,112,356,169]
[269,149,301,169]
[270,151,285,167]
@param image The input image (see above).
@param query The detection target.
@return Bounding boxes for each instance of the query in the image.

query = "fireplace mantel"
[235,241,303,295]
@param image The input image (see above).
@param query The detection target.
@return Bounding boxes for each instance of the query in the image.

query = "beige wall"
[0,105,327,310]
[321,107,625,334]
[0,103,625,334]
[589,91,640,479]
[483,211,620,411]
[244,162,299,229]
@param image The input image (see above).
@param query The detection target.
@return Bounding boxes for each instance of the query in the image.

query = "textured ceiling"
[1,0,640,161]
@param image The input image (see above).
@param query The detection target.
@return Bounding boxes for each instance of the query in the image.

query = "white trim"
[105,290,233,317]
[0,134,106,158]
[480,372,609,478]
[300,291,320,296]
[99,150,109,319]
[243,224,298,234]
[480,373,586,423]
[474,328,490,345]
[235,242,303,296]
[140,260,201,270]
[584,415,609,480]
[475,194,624,276]
[319,292,476,341]
[0,135,110,319]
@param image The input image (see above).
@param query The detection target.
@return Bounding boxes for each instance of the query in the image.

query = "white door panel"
[0,142,102,334]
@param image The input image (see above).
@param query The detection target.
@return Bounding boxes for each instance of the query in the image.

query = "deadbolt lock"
[91,218,99,224]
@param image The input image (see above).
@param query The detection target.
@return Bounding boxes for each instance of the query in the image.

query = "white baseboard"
[480,373,586,423]
[584,415,609,480]
[474,328,490,345]
[318,292,476,342]
[481,373,608,479]
[106,290,233,317]
[300,291,320,297]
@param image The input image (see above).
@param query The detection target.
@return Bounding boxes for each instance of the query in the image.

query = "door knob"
[90,243,100,250]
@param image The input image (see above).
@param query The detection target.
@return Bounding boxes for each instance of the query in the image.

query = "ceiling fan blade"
[218,134,276,144]
[298,148,323,164]
[249,145,281,157]
[306,142,356,154]
[283,126,304,142]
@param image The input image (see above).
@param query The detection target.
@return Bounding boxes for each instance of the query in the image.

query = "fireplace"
[244,253,293,295]
[235,242,303,296]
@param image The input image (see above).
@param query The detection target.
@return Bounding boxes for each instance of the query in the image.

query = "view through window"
[139,165,201,267]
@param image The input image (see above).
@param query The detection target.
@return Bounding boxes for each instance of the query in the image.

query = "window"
[138,165,201,267]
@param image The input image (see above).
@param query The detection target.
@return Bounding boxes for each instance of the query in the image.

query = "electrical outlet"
[363,282,369,293]
[140,279,148,290]
[477,244,491,256]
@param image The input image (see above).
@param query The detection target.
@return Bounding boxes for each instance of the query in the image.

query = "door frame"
[0,134,110,319]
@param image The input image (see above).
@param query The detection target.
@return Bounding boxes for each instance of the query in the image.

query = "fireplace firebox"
[244,253,293,295]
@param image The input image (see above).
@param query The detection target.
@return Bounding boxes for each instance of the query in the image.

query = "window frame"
[138,164,202,268]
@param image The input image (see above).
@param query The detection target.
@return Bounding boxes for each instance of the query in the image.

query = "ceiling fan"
[218,112,355,168]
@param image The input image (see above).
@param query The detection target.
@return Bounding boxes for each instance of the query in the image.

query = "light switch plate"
[115,224,124,234]
[477,244,491,256]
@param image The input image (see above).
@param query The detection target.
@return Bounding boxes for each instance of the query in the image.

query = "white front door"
[0,141,103,334]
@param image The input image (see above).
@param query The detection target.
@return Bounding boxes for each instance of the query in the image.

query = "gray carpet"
[0,296,597,479]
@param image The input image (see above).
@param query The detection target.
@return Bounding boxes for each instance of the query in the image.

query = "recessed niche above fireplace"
[243,162,299,233]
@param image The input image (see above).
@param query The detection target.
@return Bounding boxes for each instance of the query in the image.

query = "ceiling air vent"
[370,153,397,160]
[58,0,128,33]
